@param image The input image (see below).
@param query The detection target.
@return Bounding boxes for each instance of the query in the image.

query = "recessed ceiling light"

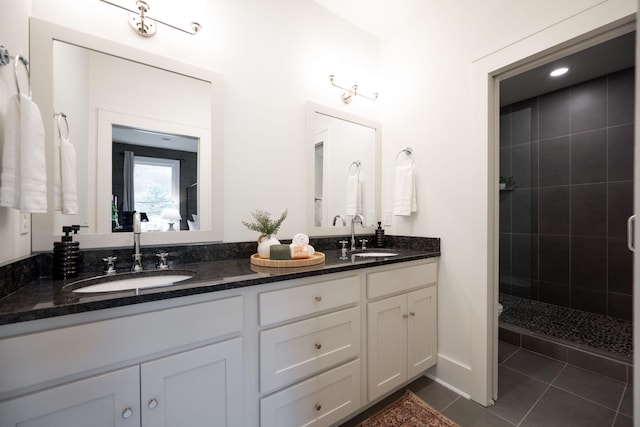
[550,67,569,77]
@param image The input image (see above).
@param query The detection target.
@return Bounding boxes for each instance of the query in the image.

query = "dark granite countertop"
[0,237,440,326]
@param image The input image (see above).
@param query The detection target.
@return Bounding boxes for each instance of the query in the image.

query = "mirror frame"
[305,101,381,236]
[30,18,224,251]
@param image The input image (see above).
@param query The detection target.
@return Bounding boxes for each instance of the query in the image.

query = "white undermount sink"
[68,271,195,294]
[353,252,399,258]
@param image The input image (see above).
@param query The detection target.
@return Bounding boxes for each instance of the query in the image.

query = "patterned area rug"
[358,390,460,427]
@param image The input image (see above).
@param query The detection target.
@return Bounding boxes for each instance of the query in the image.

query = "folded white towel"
[53,122,78,215]
[345,173,362,216]
[0,95,21,209]
[392,163,417,216]
[0,94,47,213]
[292,233,309,246]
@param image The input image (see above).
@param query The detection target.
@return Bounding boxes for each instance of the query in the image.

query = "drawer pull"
[122,407,133,419]
[315,296,322,302]
[148,398,158,409]
[315,343,322,350]
[409,312,416,317]
[315,404,322,411]
[403,314,409,319]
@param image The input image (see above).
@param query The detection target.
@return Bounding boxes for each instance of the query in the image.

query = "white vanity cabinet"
[0,296,244,427]
[258,274,362,427]
[366,261,438,401]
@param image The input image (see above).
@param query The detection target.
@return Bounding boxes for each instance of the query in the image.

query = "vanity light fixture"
[99,0,202,37]
[550,66,569,77]
[329,75,379,104]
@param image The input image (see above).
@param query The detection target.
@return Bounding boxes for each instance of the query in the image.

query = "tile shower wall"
[500,67,634,320]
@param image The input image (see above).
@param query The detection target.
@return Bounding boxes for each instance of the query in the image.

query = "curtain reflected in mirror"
[111,125,198,232]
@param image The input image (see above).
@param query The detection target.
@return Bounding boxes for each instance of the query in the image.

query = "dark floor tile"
[521,334,569,362]
[498,327,521,347]
[613,414,634,427]
[490,366,549,424]
[618,385,633,418]
[521,386,616,427]
[502,349,565,383]
[408,376,460,411]
[552,365,625,410]
[366,388,405,416]
[567,348,628,383]
[498,341,519,364]
[337,409,370,426]
[442,397,514,427]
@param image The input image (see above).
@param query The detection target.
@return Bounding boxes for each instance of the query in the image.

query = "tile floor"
[338,342,634,427]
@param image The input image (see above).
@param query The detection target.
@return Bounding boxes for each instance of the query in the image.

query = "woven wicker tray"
[250,252,325,267]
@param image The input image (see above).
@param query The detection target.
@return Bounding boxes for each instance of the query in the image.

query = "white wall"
[0,1,32,264]
[380,0,636,404]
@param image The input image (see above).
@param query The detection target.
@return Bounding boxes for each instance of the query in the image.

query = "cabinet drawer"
[260,359,361,427]
[259,275,360,326]
[260,307,360,393]
[0,296,243,396]
[367,261,436,299]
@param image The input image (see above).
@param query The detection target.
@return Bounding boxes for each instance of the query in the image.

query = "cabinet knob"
[148,398,158,409]
[122,407,133,419]
[315,343,322,350]
[409,312,416,317]
[403,314,409,319]
[315,296,322,302]
[315,404,322,411]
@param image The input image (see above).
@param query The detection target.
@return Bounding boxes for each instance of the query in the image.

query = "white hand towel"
[292,233,309,246]
[392,163,417,216]
[345,173,362,216]
[0,94,47,213]
[0,95,21,209]
[54,128,78,214]
[18,94,47,213]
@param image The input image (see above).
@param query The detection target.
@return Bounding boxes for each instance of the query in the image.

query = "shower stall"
[498,62,634,360]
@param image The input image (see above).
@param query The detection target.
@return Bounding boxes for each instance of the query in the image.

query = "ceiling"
[500,31,636,106]
[112,125,198,152]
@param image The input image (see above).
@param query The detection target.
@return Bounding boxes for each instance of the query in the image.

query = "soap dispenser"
[53,225,81,280]
[375,221,385,248]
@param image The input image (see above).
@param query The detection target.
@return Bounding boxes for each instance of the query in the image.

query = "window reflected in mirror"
[111,125,198,232]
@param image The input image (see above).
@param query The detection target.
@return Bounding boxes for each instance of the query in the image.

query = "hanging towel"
[392,162,417,216]
[345,172,362,216]
[53,121,78,214]
[0,93,47,213]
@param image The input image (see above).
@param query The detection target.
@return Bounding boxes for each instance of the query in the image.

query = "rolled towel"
[292,233,309,246]
[290,244,315,259]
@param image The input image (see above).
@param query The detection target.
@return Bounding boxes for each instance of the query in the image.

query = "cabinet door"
[140,337,243,427]
[407,286,437,378]
[0,366,140,427]
[367,294,407,401]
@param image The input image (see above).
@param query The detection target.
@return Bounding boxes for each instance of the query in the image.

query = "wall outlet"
[20,213,30,235]
[383,210,392,226]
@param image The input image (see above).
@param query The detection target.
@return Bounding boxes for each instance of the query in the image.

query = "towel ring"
[395,147,414,165]
[349,161,361,175]
[13,55,31,98]
[56,113,70,140]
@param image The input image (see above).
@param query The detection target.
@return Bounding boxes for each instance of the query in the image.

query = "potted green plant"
[499,176,517,190]
[242,209,288,258]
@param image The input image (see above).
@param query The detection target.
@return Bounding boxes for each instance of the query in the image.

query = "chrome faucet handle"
[359,239,368,250]
[103,256,117,274]
[156,252,169,270]
[131,253,144,272]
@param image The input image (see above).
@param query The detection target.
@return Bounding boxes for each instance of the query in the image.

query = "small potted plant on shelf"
[499,176,517,191]
[242,209,288,258]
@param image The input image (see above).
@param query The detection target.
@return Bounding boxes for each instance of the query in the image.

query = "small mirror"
[306,102,381,236]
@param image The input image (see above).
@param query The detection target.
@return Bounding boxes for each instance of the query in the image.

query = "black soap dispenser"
[53,225,81,280]
[375,221,385,248]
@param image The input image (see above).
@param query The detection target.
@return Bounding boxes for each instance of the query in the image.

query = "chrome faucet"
[350,214,364,251]
[132,211,143,272]
[333,214,346,226]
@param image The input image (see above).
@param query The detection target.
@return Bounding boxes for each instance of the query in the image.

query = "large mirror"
[305,102,381,236]
[30,18,223,250]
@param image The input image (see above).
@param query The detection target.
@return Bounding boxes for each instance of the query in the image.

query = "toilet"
[498,302,503,318]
